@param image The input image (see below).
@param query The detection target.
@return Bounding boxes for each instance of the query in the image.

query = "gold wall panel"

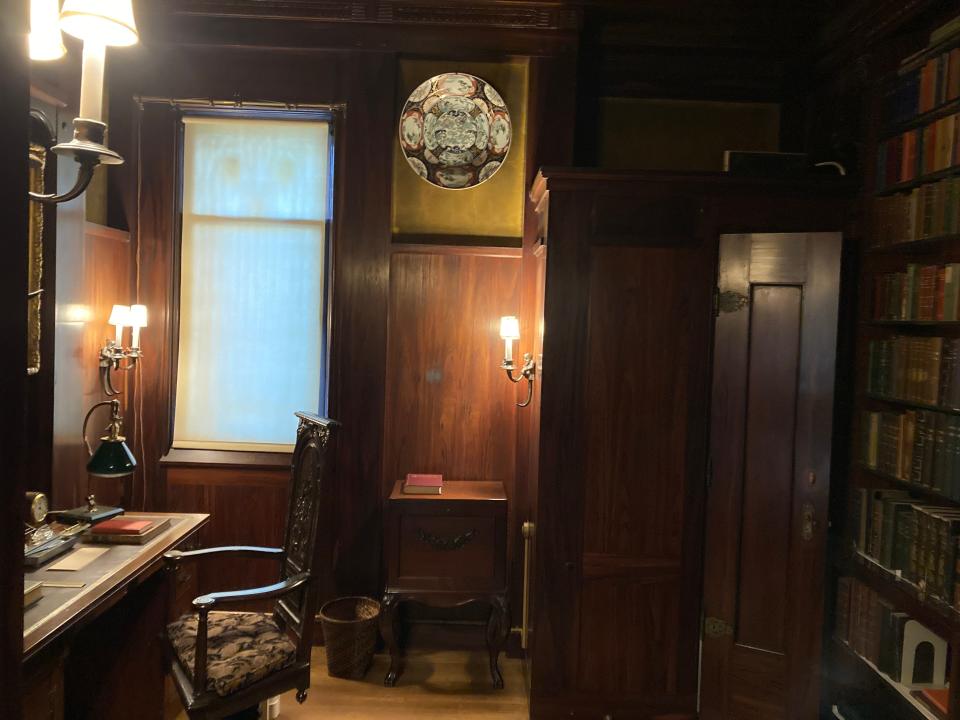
[598,98,780,172]
[392,59,528,240]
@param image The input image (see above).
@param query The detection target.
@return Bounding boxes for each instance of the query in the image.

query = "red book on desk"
[92,518,154,535]
[403,474,443,495]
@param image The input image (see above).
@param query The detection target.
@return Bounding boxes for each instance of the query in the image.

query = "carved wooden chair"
[163,413,339,719]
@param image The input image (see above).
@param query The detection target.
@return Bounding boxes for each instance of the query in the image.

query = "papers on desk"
[23,581,42,608]
[47,546,109,571]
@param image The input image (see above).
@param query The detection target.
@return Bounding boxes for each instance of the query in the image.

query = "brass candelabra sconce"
[499,316,536,408]
[99,304,147,396]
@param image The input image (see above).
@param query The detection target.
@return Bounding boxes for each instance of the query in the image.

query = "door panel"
[701,233,841,720]
[736,285,802,653]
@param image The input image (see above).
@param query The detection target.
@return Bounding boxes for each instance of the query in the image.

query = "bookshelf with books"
[833,12,960,720]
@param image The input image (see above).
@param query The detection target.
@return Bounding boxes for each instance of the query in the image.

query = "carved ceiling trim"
[162,0,582,31]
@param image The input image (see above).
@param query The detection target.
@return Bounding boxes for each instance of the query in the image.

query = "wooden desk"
[23,512,208,720]
[381,481,508,688]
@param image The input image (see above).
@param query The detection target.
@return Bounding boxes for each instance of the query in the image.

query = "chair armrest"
[192,572,310,611]
[188,572,309,691]
[163,546,283,567]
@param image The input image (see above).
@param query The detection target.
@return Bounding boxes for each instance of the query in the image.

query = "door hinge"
[704,616,734,639]
[715,289,749,316]
[705,458,713,490]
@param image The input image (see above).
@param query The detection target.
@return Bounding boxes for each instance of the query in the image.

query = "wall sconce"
[57,398,135,523]
[500,316,536,408]
[28,0,139,205]
[99,303,146,396]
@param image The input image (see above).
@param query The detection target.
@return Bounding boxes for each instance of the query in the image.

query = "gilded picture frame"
[27,142,45,375]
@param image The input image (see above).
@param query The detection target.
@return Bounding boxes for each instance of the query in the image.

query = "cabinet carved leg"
[381,593,402,687]
[486,595,509,689]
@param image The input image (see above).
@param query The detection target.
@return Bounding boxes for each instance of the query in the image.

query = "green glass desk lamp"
[58,399,136,524]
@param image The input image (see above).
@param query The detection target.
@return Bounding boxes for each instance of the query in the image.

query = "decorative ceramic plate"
[399,72,512,190]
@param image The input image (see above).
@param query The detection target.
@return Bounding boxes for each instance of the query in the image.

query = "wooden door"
[700,232,842,720]
[530,179,715,719]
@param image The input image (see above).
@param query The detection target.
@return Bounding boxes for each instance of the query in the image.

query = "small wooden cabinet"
[380,480,508,687]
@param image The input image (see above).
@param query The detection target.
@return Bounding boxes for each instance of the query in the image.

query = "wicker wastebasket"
[319,596,381,679]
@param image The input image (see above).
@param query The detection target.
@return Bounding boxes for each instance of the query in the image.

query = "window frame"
[168,105,340,456]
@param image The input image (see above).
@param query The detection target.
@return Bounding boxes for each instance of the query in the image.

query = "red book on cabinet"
[403,474,443,495]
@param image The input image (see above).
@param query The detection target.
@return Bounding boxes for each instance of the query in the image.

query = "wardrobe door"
[530,183,713,719]
[700,233,841,720]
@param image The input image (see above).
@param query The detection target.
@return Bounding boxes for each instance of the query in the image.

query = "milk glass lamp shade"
[108,304,131,326]
[500,316,520,340]
[60,0,139,46]
[129,304,148,328]
[30,0,66,61]
[87,436,137,478]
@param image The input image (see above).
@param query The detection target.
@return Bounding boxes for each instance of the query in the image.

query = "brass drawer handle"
[416,527,476,551]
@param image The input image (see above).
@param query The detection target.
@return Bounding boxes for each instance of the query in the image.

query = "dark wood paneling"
[512,51,577,654]
[165,466,289,598]
[383,248,521,492]
[0,3,30,714]
[131,102,180,514]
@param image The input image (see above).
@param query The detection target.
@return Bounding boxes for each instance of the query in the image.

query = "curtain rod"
[134,96,341,112]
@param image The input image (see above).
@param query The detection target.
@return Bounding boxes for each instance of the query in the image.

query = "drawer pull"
[416,527,476,552]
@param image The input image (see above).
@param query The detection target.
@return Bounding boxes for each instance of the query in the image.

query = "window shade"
[173,116,330,451]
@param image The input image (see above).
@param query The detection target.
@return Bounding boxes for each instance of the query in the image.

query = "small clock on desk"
[25,491,48,526]
[24,491,81,567]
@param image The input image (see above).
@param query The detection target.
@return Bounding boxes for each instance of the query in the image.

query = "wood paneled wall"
[383,246,521,491]
[164,459,290,597]
[52,222,132,510]
[1,2,31,710]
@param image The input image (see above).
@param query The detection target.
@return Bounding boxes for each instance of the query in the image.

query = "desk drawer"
[396,515,496,588]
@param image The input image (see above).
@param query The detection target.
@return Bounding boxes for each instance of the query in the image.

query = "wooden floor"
[170,648,529,719]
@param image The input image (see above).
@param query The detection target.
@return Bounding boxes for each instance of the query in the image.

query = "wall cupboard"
[524,168,850,719]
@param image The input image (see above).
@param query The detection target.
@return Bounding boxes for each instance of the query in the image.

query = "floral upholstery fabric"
[167,611,297,697]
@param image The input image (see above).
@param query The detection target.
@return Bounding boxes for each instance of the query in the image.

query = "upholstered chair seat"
[163,413,339,719]
[167,611,298,697]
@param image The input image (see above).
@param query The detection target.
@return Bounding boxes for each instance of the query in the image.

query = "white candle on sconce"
[500,316,520,363]
[108,304,130,346]
[129,304,147,349]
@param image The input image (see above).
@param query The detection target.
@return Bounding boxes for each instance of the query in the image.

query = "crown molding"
[161,0,582,31]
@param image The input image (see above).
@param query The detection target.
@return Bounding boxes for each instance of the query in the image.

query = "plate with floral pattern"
[399,72,512,190]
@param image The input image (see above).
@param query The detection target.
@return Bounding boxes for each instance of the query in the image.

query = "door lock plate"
[704,616,734,639]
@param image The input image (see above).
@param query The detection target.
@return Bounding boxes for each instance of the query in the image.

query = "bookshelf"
[832,12,960,720]
[837,640,944,720]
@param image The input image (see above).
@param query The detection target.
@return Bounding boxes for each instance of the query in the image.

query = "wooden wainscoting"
[163,453,290,602]
[383,244,522,493]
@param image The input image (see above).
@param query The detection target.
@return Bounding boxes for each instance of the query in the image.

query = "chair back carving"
[275,412,338,662]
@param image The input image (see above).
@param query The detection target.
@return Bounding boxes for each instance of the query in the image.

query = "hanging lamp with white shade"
[28,0,140,205]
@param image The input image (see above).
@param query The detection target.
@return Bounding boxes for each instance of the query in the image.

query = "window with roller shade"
[173,114,333,452]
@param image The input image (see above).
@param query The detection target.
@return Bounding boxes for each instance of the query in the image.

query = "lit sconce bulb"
[128,304,147,349]
[60,0,139,123]
[500,316,520,363]
[29,0,66,61]
[108,304,131,346]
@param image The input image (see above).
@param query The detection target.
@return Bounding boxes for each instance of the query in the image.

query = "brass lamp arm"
[81,399,122,456]
[28,119,124,206]
[29,157,98,205]
[501,353,536,408]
